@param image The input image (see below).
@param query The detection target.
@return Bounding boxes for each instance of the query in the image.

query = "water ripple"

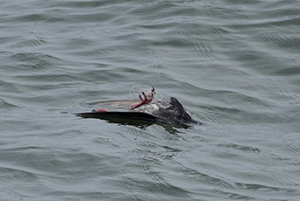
[1,0,300,200]
[218,143,260,153]
[257,31,300,51]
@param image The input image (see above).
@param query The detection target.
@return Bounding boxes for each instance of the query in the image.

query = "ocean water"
[1,0,300,200]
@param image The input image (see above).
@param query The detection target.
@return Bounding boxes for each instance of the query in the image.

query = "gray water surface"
[1,0,300,200]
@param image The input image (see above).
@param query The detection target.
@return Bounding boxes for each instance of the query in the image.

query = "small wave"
[257,31,300,51]
[0,98,20,111]
[218,143,260,153]
[13,38,46,48]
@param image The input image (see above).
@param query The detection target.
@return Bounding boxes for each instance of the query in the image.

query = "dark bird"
[76,87,201,129]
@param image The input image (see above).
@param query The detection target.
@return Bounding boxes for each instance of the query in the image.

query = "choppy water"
[1,0,300,200]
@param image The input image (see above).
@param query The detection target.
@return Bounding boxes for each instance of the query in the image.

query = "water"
[1,0,300,200]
